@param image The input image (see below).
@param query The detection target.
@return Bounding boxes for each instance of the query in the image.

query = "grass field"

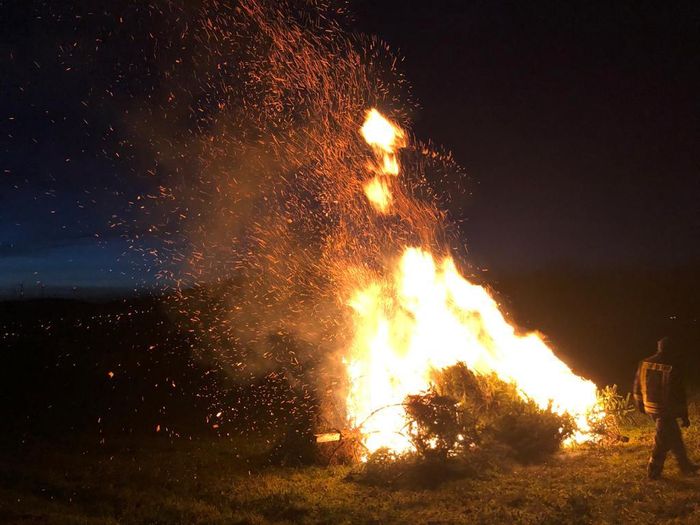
[2,299,698,524]
[2,413,699,525]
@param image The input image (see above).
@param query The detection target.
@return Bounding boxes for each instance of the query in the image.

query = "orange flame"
[363,177,393,213]
[360,108,405,159]
[360,109,406,213]
[346,109,602,455]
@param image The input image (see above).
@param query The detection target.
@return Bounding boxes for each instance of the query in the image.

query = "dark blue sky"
[1,1,164,296]
[2,1,699,296]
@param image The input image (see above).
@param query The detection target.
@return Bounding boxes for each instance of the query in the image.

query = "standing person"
[633,336,698,479]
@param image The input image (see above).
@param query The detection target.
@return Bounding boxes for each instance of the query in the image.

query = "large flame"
[345,109,601,454]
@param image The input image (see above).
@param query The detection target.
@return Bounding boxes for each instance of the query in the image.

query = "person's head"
[657,335,684,361]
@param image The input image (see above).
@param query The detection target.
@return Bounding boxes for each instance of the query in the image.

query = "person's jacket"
[633,338,688,419]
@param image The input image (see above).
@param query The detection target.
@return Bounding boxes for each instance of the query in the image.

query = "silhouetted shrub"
[405,390,470,460]
[490,401,575,461]
[403,363,575,463]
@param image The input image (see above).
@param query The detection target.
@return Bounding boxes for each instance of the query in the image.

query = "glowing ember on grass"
[345,110,603,454]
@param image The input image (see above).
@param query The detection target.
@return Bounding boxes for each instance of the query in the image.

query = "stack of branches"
[326,365,635,473]
[404,363,576,463]
[404,391,474,461]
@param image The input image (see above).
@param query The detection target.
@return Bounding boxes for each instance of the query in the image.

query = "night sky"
[354,1,700,272]
[2,1,699,296]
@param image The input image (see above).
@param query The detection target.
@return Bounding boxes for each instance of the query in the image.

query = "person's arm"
[670,366,689,426]
[633,362,645,414]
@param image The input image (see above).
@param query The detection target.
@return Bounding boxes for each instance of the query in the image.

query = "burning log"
[314,428,365,465]
[315,431,343,443]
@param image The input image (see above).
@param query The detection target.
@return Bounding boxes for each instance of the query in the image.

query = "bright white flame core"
[360,108,405,155]
[346,248,600,453]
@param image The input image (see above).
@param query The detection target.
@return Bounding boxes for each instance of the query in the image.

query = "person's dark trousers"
[648,416,691,478]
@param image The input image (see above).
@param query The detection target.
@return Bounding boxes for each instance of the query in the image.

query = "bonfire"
[318,109,605,459]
